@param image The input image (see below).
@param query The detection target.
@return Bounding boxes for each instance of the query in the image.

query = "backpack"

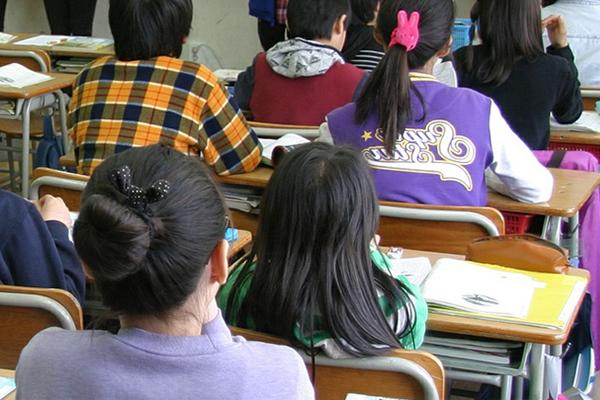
[34,115,65,170]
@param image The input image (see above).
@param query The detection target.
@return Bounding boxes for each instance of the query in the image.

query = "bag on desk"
[466,234,569,274]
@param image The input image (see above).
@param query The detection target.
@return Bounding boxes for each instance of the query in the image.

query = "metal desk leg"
[542,216,562,245]
[567,213,579,264]
[550,345,563,396]
[500,375,513,400]
[20,99,31,198]
[56,90,69,153]
[529,344,546,400]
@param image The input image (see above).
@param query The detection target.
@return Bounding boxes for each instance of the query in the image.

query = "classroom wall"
[4,0,474,69]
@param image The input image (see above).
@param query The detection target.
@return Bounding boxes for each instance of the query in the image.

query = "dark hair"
[355,0,454,154]
[542,0,558,6]
[350,0,379,25]
[287,0,351,40]
[74,144,227,316]
[225,143,417,356]
[461,0,544,85]
[108,0,193,61]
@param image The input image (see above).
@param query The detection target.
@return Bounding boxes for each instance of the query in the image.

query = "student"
[454,0,583,150]
[234,0,366,125]
[321,0,552,206]
[43,0,97,36]
[342,0,384,71]
[219,143,427,358]
[0,191,85,303]
[16,145,314,400]
[542,0,600,87]
[251,0,288,51]
[69,0,261,176]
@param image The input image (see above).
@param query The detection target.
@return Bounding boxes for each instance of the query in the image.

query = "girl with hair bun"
[16,144,314,400]
[321,0,553,207]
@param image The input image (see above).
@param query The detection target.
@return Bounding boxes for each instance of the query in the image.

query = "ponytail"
[356,45,414,155]
[354,0,454,155]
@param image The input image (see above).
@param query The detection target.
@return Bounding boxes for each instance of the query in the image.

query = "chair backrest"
[230,327,444,400]
[30,168,89,211]
[0,285,83,369]
[0,49,51,73]
[379,201,505,254]
[249,121,320,139]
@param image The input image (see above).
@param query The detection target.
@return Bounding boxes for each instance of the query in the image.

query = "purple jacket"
[327,73,494,206]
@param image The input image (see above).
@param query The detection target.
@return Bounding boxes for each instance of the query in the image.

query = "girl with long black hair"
[454,0,583,150]
[219,142,427,357]
[321,0,552,206]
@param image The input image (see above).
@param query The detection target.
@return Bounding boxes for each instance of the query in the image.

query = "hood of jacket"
[266,38,345,78]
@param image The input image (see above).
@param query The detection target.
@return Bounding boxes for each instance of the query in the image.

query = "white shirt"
[542,0,600,87]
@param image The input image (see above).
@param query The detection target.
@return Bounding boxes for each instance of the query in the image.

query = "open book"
[421,258,587,330]
[0,63,53,88]
[550,111,600,133]
[259,134,310,166]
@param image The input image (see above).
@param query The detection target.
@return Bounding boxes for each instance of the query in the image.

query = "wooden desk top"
[551,130,600,146]
[1,33,114,58]
[404,249,589,345]
[0,73,74,99]
[220,168,600,218]
[0,369,15,400]
[488,168,600,217]
[218,167,272,188]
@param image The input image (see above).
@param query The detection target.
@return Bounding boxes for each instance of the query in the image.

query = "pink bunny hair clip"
[389,10,420,52]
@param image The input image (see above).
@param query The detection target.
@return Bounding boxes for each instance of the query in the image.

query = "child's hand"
[35,195,72,228]
[542,15,568,49]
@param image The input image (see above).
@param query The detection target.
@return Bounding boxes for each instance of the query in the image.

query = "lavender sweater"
[16,312,314,399]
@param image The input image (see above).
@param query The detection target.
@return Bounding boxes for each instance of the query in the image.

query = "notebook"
[421,258,587,329]
[259,134,310,166]
[0,377,15,399]
[0,63,52,88]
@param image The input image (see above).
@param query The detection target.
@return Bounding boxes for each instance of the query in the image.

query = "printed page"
[422,258,538,318]
[261,134,310,162]
[550,111,600,133]
[0,63,52,88]
[386,257,432,287]
[14,34,70,46]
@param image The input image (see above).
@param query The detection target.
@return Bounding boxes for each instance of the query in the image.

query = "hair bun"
[73,194,152,282]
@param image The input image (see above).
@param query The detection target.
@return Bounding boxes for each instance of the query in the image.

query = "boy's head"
[287,0,351,50]
[109,0,193,61]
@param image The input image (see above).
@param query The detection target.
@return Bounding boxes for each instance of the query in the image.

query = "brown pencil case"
[465,234,569,274]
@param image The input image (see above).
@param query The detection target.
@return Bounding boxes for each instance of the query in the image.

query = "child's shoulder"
[0,190,32,224]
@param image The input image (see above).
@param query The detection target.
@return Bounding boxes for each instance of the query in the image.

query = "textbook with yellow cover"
[421,258,587,330]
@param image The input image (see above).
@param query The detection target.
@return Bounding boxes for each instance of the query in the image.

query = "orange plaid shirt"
[69,56,261,175]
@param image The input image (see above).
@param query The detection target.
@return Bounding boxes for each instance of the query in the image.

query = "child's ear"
[437,37,453,58]
[182,36,188,45]
[335,14,348,35]
[209,239,229,285]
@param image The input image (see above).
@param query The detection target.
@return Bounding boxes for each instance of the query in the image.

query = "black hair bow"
[109,165,170,212]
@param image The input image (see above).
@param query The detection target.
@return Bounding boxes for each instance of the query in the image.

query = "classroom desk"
[581,87,600,112]
[0,33,113,59]
[0,369,15,400]
[402,249,589,400]
[549,130,600,160]
[488,168,600,254]
[0,72,74,197]
[220,167,600,250]
[228,230,252,257]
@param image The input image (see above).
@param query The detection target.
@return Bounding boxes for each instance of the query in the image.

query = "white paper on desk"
[260,134,310,165]
[0,32,15,44]
[422,258,537,318]
[0,63,52,88]
[0,377,16,398]
[214,69,243,83]
[550,111,600,133]
[14,34,70,46]
[386,257,432,287]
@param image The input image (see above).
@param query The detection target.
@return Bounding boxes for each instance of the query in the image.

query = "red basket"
[547,142,600,161]
[502,212,534,234]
